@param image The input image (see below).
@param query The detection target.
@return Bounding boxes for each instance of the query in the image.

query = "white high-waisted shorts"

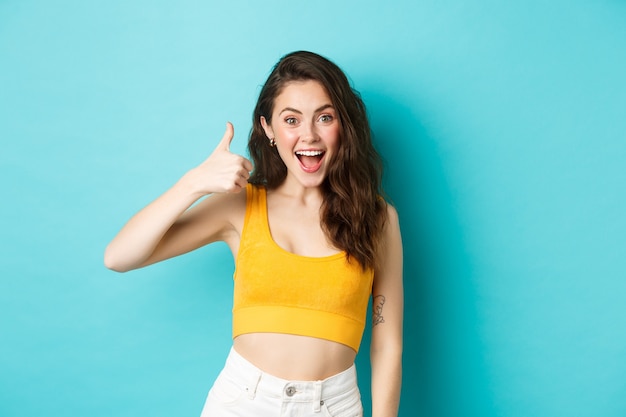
[200,347,363,417]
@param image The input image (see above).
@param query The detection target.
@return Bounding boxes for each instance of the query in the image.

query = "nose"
[301,121,319,143]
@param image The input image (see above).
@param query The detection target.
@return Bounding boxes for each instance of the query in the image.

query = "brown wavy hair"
[248,51,387,270]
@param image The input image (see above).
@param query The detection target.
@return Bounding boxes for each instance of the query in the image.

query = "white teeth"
[295,150,324,156]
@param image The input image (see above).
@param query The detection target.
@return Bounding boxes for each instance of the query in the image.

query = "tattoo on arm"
[372,295,386,327]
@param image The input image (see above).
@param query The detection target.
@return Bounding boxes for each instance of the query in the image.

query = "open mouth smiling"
[295,149,326,173]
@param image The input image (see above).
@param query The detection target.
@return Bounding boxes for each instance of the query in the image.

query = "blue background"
[1,1,625,416]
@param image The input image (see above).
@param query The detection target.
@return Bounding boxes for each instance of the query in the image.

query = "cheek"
[276,133,296,148]
[275,126,296,141]
[275,130,298,156]
[327,126,341,148]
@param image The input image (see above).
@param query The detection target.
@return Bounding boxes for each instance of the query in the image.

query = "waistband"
[233,306,365,352]
[223,347,358,408]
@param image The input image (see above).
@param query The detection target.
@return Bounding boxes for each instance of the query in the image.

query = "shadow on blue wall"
[355,90,494,417]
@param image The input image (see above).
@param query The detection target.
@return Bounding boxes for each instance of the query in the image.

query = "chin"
[297,173,326,188]
[301,179,325,189]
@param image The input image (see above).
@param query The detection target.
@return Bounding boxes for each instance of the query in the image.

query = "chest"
[266,198,339,258]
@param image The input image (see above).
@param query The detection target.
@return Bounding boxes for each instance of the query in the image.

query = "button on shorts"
[200,347,363,417]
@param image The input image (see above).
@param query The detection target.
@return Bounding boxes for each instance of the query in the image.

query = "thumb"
[217,122,235,151]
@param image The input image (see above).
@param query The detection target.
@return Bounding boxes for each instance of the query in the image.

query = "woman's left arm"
[370,205,404,417]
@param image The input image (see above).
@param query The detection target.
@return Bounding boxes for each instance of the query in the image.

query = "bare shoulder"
[186,186,248,239]
[215,187,248,234]
[375,202,403,281]
[383,202,401,235]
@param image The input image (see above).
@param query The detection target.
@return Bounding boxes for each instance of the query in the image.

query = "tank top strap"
[241,184,269,248]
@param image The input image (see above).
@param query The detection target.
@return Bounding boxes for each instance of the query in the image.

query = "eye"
[285,117,298,125]
[319,114,334,123]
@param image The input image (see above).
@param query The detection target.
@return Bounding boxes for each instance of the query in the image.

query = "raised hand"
[185,122,254,195]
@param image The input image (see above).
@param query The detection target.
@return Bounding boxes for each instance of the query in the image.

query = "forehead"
[273,80,333,111]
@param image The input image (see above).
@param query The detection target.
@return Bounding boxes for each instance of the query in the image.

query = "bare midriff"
[233,333,357,380]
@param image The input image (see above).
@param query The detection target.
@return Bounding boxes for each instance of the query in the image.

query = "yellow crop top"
[232,184,374,352]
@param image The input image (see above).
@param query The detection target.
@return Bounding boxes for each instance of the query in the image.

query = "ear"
[260,116,274,139]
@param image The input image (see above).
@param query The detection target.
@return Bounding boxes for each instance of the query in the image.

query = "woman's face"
[261,80,341,189]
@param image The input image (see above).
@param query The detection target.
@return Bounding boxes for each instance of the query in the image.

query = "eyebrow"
[278,104,334,115]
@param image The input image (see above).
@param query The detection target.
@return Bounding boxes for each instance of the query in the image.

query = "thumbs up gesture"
[186,122,254,195]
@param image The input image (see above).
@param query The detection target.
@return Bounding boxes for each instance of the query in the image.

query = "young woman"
[105,51,403,417]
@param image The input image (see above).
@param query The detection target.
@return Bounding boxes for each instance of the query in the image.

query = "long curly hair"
[248,51,387,270]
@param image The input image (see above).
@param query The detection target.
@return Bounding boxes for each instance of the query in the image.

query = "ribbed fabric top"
[232,184,374,352]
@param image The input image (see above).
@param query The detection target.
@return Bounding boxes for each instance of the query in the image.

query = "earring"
[269,138,276,147]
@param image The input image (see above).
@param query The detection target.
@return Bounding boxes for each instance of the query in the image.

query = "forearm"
[371,345,402,417]
[104,174,203,272]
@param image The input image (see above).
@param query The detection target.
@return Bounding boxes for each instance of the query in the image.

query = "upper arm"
[371,204,404,351]
[141,190,247,267]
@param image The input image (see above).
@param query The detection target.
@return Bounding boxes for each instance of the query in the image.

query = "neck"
[274,176,325,205]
